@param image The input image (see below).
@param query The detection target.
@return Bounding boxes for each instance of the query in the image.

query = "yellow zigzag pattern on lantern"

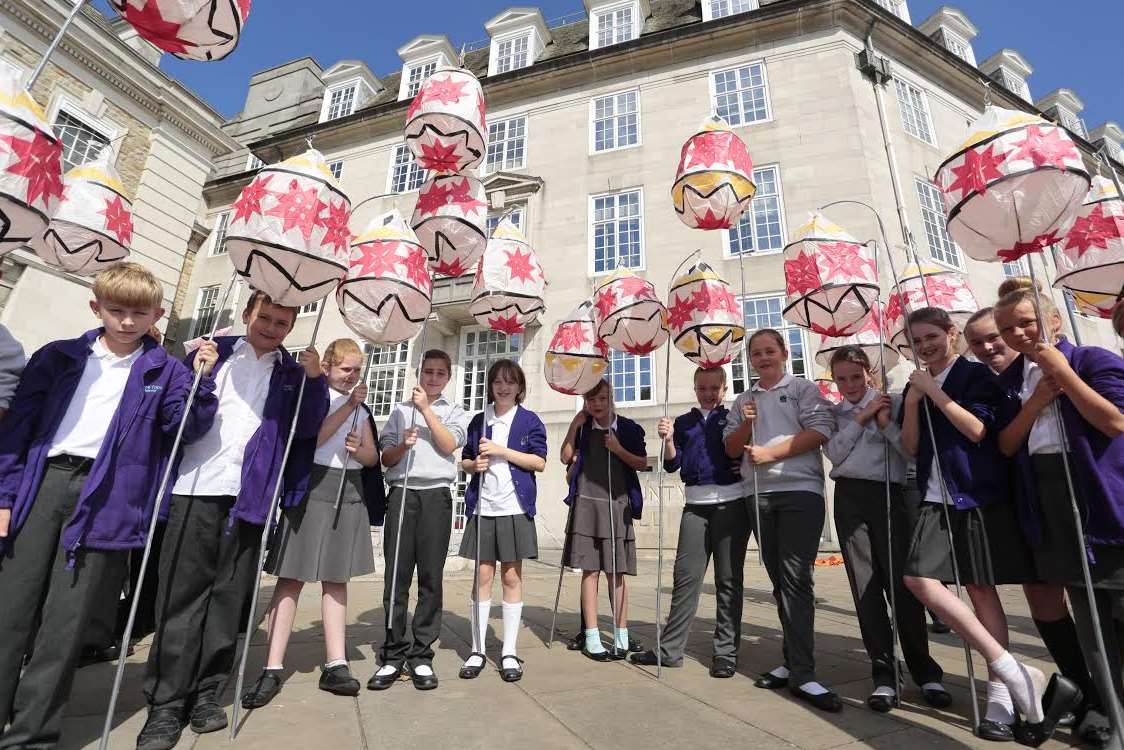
[492,222,527,242]
[957,111,1048,151]
[0,88,50,127]
[545,353,608,374]
[355,225,411,244]
[671,268,723,288]
[66,165,127,197]
[794,214,849,240]
[672,172,756,206]
[281,151,335,182]
[1088,175,1119,203]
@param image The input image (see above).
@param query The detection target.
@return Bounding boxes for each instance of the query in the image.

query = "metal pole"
[469,422,488,663]
[1043,247,1084,347]
[548,427,581,649]
[734,245,764,567]
[27,0,90,89]
[98,272,239,750]
[606,415,621,656]
[230,301,328,739]
[332,354,375,512]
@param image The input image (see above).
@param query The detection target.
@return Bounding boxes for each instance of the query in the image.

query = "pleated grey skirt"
[266,465,375,583]
[904,500,1033,586]
[561,495,637,575]
[457,513,538,563]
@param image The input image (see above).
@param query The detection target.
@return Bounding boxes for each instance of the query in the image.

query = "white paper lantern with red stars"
[0,70,63,257]
[469,216,545,335]
[814,372,842,405]
[32,150,131,276]
[225,148,352,307]
[404,67,487,174]
[884,264,979,360]
[934,105,1089,263]
[1052,176,1124,317]
[110,0,250,61]
[593,268,670,355]
[666,261,745,368]
[544,300,609,396]
[336,210,432,345]
[814,304,899,374]
[671,116,756,230]
[410,173,488,277]
[782,212,879,337]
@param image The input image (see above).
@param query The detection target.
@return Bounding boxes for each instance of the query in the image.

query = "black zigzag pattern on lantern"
[0,196,49,250]
[783,283,879,336]
[40,225,129,271]
[672,180,754,221]
[673,324,744,361]
[470,291,545,317]
[337,282,431,327]
[403,120,485,170]
[597,300,668,344]
[227,238,348,297]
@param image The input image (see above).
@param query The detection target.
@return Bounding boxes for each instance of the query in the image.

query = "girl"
[995,288,1124,747]
[457,360,547,683]
[722,329,840,712]
[900,307,1080,745]
[824,346,948,713]
[560,379,647,661]
[241,338,384,707]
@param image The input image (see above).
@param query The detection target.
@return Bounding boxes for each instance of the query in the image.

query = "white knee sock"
[472,600,490,653]
[988,652,1045,723]
[502,600,523,657]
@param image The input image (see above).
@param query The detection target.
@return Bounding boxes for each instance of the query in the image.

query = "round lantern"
[544,300,609,396]
[225,148,352,307]
[0,70,63,257]
[934,105,1089,263]
[469,216,545,335]
[814,304,899,374]
[593,268,670,355]
[404,67,486,174]
[110,0,249,61]
[814,372,842,405]
[885,264,979,360]
[671,116,756,230]
[782,212,879,336]
[1052,176,1124,316]
[336,210,432,345]
[410,173,487,277]
[667,261,745,367]
[31,150,131,276]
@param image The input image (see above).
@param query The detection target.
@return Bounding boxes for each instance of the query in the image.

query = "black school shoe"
[977,719,1015,742]
[367,664,402,691]
[409,663,439,690]
[459,653,487,679]
[188,698,227,734]
[1015,674,1083,748]
[567,631,584,651]
[790,685,843,713]
[499,655,525,683]
[628,650,683,668]
[709,659,736,679]
[78,642,135,668]
[867,691,896,713]
[319,664,361,696]
[921,684,953,709]
[136,708,185,750]
[754,672,790,690]
[241,668,283,709]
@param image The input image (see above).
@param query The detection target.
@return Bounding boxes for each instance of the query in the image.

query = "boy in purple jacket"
[0,263,219,749]
[138,290,328,750]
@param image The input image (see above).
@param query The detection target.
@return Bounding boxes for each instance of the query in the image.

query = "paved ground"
[65,553,1084,750]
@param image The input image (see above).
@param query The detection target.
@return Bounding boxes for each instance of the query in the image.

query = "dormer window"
[397,36,457,101]
[919,7,977,67]
[703,0,758,21]
[319,62,382,124]
[940,28,975,65]
[872,0,911,22]
[405,60,438,99]
[485,9,551,77]
[324,83,357,121]
[587,0,647,50]
[1057,108,1087,139]
[980,50,1033,104]
[495,34,530,74]
[1037,89,1088,140]
[997,69,1030,101]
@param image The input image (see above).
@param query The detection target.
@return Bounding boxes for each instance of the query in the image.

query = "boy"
[0,262,218,749]
[369,349,469,691]
[629,368,749,677]
[138,290,328,750]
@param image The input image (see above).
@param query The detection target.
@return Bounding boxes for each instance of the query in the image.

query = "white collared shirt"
[923,360,956,505]
[314,388,363,470]
[590,416,619,431]
[752,373,795,394]
[173,338,280,497]
[1021,358,1064,455]
[49,337,143,459]
[479,404,522,516]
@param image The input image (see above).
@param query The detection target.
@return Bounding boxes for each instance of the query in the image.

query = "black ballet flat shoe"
[628,649,682,667]
[367,664,402,691]
[582,646,614,662]
[791,685,843,713]
[606,646,629,661]
[626,637,645,654]
[459,653,487,680]
[499,655,524,683]
[867,692,895,713]
[567,631,584,651]
[754,672,789,690]
[409,664,439,690]
[709,659,736,679]
[319,664,360,696]
[241,668,283,709]
[1015,674,1083,748]
[921,685,953,709]
[188,699,227,734]
[977,719,1015,742]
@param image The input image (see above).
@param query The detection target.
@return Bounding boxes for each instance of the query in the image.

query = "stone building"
[180,0,1123,551]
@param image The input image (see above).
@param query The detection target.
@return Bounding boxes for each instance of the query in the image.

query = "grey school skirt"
[457,513,538,563]
[266,465,376,583]
[904,499,1034,586]
[561,495,637,576]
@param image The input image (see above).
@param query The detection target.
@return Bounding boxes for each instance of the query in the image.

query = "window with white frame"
[606,350,652,404]
[389,144,427,193]
[494,34,531,74]
[712,62,770,126]
[591,189,643,274]
[591,90,639,153]
[246,154,263,171]
[1057,108,1088,139]
[364,342,410,419]
[486,208,524,236]
[298,300,320,317]
[460,328,522,413]
[328,160,344,180]
[453,470,469,533]
[873,0,910,21]
[895,78,936,146]
[998,69,1031,102]
[54,110,111,170]
[405,61,438,98]
[594,4,636,49]
[1002,258,1026,278]
[729,295,807,394]
[192,285,221,338]
[324,83,358,121]
[916,179,961,267]
[210,212,231,256]
[941,29,975,65]
[727,165,785,255]
[705,0,757,20]
[485,116,527,172]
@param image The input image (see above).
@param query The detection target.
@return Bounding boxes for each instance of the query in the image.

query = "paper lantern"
[782,212,879,336]
[814,304,899,374]
[404,67,486,174]
[934,105,1089,263]
[814,373,842,405]
[1052,176,1124,316]
[671,116,756,230]
[545,300,609,396]
[667,261,745,367]
[336,210,432,345]
[225,148,351,307]
[0,71,63,257]
[410,173,487,277]
[111,0,249,61]
[593,268,670,355]
[884,264,979,360]
[31,150,131,276]
[469,216,545,335]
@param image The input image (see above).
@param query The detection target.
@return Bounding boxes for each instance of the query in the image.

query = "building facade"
[180,0,1123,551]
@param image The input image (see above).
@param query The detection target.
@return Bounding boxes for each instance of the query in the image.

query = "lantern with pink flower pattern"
[814,304,899,375]
[410,173,488,278]
[404,67,487,174]
[469,215,546,335]
[884,264,979,360]
[544,300,609,396]
[814,372,842,405]
[1052,176,1124,317]
[666,261,745,368]
[110,0,250,61]
[593,268,670,356]
[671,116,756,230]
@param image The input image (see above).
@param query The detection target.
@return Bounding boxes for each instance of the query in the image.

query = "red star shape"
[693,207,732,230]
[505,248,536,282]
[100,195,133,245]
[614,275,654,300]
[946,144,1008,197]
[784,251,822,296]
[1010,125,1079,169]
[398,245,432,290]
[594,287,619,321]
[444,177,487,215]
[550,321,591,352]
[621,339,659,355]
[237,0,252,19]
[124,2,190,55]
[0,131,64,207]
[415,180,451,216]
[418,140,461,172]
[816,241,877,281]
[729,139,754,176]
[420,76,467,107]
[683,132,727,170]
[923,277,965,309]
[709,282,739,315]
[997,230,1062,261]
[476,94,487,129]
[667,293,696,330]
[487,313,525,335]
[434,258,470,277]
[320,199,353,255]
[231,175,272,223]
[1065,203,1123,257]
[265,179,327,243]
[813,322,857,338]
[352,240,403,278]
[407,92,424,122]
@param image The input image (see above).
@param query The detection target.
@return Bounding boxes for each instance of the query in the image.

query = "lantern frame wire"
[28,0,90,89]
[332,352,376,512]
[733,233,764,570]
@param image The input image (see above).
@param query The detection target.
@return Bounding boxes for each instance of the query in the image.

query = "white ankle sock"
[265,664,283,671]
[471,600,490,653]
[798,681,829,696]
[324,658,346,669]
[501,600,523,658]
[872,685,896,698]
[988,652,1044,723]
[463,654,484,668]
[985,681,1015,724]
[376,664,398,677]
[769,665,790,679]
[413,664,434,677]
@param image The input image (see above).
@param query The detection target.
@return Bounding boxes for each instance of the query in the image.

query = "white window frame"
[363,341,412,420]
[589,89,641,154]
[999,69,1031,102]
[484,115,528,174]
[458,326,523,414]
[941,28,976,66]
[297,300,321,317]
[873,0,911,22]
[727,294,809,395]
[321,80,360,122]
[1057,107,1088,139]
[191,285,222,339]
[400,56,441,100]
[709,61,772,128]
[590,0,639,50]
[209,211,232,257]
[724,164,787,258]
[486,207,525,236]
[49,98,121,170]
[915,178,963,269]
[490,31,532,75]
[328,160,344,180]
[588,188,645,276]
[605,350,654,406]
[1002,258,1027,278]
[894,77,937,147]
[702,0,758,21]
[386,143,428,194]
[246,153,264,171]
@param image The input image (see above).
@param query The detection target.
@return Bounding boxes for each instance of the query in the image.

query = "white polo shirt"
[922,361,955,505]
[314,387,364,470]
[479,404,521,516]
[1021,358,1064,455]
[49,337,143,459]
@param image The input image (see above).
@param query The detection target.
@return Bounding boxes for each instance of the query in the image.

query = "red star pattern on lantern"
[418,140,462,172]
[816,241,877,282]
[320,199,352,255]
[406,93,424,122]
[784,251,822,295]
[433,258,469,277]
[614,275,654,300]
[0,131,64,207]
[487,313,525,335]
[594,287,619,321]
[997,230,1062,261]
[550,321,591,352]
[693,207,731,230]
[231,175,272,223]
[265,179,327,243]
[621,339,659,355]
[415,180,451,216]
[709,282,739,315]
[1065,203,1123,257]
[352,241,403,278]
[885,292,904,323]
[100,195,133,245]
[1010,125,1079,169]
[420,77,467,107]
[667,294,696,330]
[505,248,536,282]
[947,144,1008,197]
[237,0,252,18]
[476,94,487,128]
[922,276,966,309]
[444,178,487,214]
[125,2,191,55]
[729,140,753,177]
[684,133,727,170]
[399,245,432,290]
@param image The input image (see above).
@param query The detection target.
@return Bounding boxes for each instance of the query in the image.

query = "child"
[0,322,24,424]
[629,367,749,678]
[824,345,948,712]
[0,262,218,749]
[138,290,328,750]
[240,338,385,706]
[723,329,839,712]
[457,359,547,682]
[994,288,1124,746]
[899,306,1079,745]
[369,349,470,691]
[560,379,647,661]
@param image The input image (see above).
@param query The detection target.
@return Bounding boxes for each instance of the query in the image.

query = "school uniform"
[825,392,942,690]
[0,322,24,414]
[142,336,328,713]
[657,406,750,666]
[377,395,470,670]
[724,374,834,687]
[0,330,215,748]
